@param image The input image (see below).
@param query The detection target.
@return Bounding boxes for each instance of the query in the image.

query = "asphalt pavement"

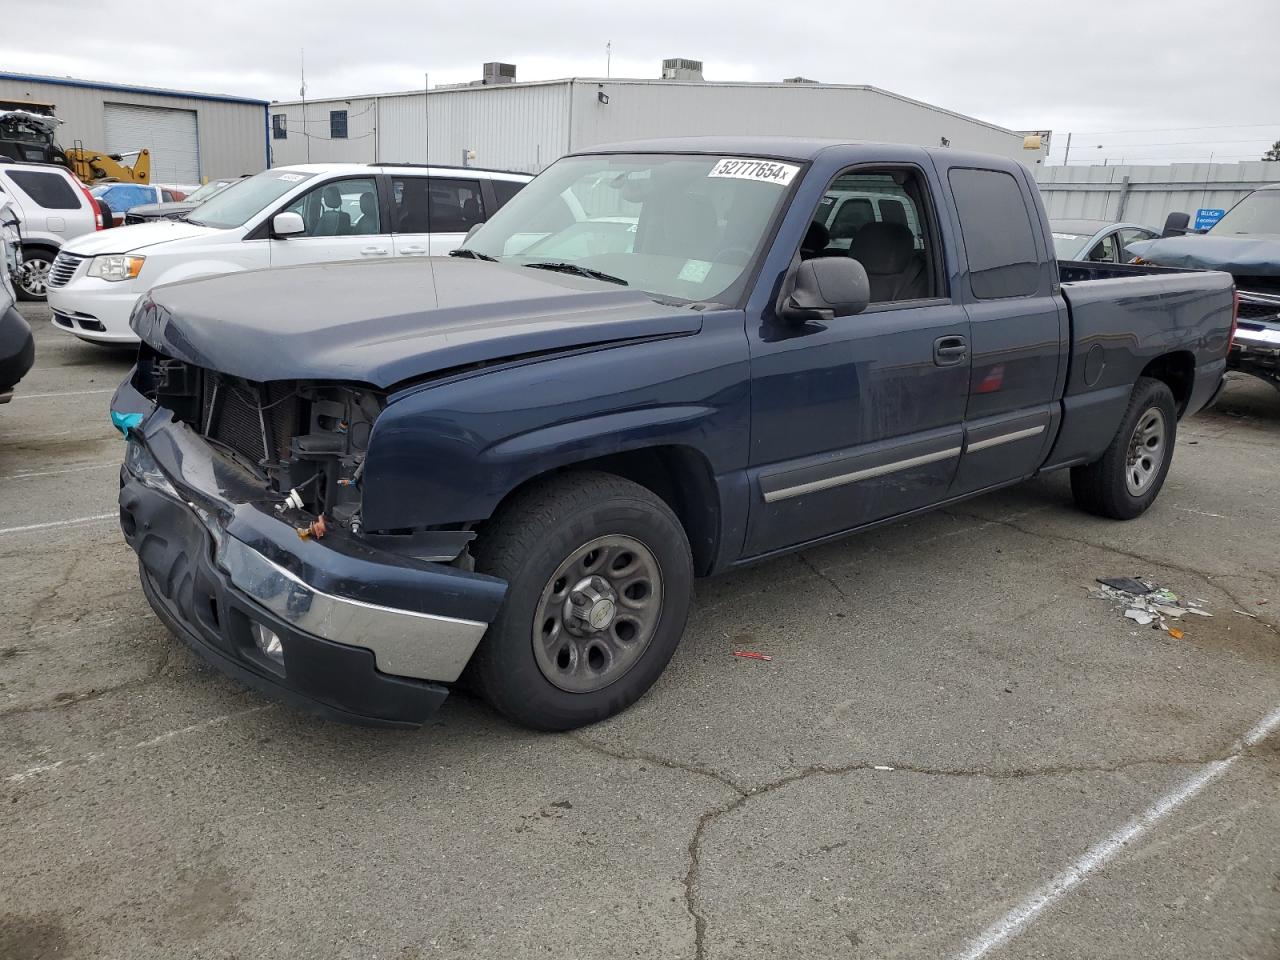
[3,303,1278,959]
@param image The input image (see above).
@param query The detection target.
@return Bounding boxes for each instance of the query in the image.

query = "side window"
[392,177,485,234]
[803,168,939,304]
[272,114,287,140]
[7,171,80,210]
[1086,234,1116,263]
[490,178,527,211]
[162,190,176,203]
[947,168,1041,299]
[329,110,347,139]
[1117,228,1153,262]
[283,177,379,237]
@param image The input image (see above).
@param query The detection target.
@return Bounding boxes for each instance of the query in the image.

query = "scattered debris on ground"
[1092,577,1212,635]
[732,649,773,661]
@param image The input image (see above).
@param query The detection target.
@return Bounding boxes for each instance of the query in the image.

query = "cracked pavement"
[2,305,1278,959]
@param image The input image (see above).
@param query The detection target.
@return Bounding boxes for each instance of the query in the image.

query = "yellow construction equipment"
[63,147,151,184]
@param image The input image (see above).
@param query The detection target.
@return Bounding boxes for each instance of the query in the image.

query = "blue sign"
[1194,208,1225,231]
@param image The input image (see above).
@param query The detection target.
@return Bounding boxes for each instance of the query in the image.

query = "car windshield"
[186,169,317,228]
[460,153,802,303]
[1050,232,1092,260]
[1210,190,1280,236]
[185,179,233,203]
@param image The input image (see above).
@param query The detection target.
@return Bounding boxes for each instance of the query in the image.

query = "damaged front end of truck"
[112,343,507,727]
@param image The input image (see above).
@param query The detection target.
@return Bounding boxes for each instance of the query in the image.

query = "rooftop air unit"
[661,58,704,81]
[482,62,516,85]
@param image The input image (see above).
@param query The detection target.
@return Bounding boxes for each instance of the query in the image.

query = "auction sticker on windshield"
[708,158,800,186]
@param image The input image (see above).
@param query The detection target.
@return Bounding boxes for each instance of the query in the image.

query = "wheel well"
[1140,351,1195,415]
[491,446,722,577]
[20,241,59,258]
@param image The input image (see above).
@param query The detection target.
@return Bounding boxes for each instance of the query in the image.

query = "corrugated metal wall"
[271,80,1045,173]
[570,82,1042,163]
[0,76,267,180]
[270,82,570,173]
[1034,162,1280,229]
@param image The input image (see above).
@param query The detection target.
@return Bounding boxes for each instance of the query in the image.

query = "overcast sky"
[11,0,1280,165]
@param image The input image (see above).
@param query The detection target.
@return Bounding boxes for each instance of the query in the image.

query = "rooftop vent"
[783,76,819,84]
[482,62,516,85]
[661,58,704,81]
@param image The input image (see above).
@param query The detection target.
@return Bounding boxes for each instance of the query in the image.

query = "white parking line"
[953,704,1280,960]
[0,513,116,536]
[10,388,114,401]
[5,706,273,784]
[1,461,118,481]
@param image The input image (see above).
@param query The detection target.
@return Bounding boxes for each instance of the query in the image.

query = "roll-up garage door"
[103,103,200,184]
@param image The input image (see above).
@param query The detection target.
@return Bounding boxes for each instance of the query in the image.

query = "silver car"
[1050,219,1158,263]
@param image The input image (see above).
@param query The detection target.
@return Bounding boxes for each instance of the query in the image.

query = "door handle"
[361,247,389,257]
[933,335,968,366]
[398,245,427,255]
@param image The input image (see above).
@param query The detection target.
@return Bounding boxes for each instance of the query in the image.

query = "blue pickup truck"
[111,138,1235,730]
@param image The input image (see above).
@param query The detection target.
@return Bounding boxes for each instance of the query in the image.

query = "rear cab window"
[6,170,81,210]
[947,168,1041,299]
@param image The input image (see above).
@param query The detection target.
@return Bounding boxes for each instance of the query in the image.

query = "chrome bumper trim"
[216,535,488,684]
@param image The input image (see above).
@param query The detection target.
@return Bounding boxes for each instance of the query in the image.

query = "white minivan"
[47,163,532,345]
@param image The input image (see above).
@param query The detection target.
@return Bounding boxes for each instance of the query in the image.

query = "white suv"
[0,160,103,301]
[47,163,533,345]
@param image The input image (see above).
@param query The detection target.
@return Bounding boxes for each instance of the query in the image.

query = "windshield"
[1210,190,1280,236]
[461,153,801,303]
[185,179,234,203]
[186,169,317,228]
[1050,232,1091,260]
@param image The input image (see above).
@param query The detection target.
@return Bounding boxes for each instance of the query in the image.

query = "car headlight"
[87,254,145,282]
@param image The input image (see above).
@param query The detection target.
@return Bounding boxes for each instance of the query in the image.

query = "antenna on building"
[300,48,310,162]
[606,42,612,78]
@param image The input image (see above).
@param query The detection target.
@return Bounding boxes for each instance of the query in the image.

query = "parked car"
[110,138,1234,730]
[1050,219,1159,263]
[123,176,246,225]
[0,159,103,300]
[90,182,198,227]
[48,163,533,344]
[1129,184,1280,388]
[0,194,34,402]
[812,184,927,252]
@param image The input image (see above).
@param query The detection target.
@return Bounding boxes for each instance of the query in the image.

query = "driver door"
[268,176,390,268]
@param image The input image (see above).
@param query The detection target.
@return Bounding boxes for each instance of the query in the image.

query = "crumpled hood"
[63,219,225,256]
[132,257,703,388]
[125,201,197,220]
[1127,234,1280,276]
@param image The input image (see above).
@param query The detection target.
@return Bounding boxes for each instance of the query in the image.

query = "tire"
[16,246,54,302]
[468,471,694,731]
[1071,376,1177,520]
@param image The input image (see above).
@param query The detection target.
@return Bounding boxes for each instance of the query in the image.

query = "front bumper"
[0,304,35,400]
[1230,322,1280,386]
[48,278,142,344]
[116,387,506,727]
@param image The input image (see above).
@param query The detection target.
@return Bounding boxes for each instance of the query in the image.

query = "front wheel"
[468,471,693,730]
[16,248,53,302]
[1071,376,1177,520]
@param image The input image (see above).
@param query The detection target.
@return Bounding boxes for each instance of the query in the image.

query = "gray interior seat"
[849,221,927,302]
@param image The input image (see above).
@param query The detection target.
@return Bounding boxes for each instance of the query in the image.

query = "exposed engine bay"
[132,345,380,537]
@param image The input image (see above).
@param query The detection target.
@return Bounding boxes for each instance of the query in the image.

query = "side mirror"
[272,211,305,237]
[780,257,870,324]
[1161,212,1190,238]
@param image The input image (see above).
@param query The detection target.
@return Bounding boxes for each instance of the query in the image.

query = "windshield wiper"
[523,261,628,285]
[449,248,497,262]
[180,216,206,226]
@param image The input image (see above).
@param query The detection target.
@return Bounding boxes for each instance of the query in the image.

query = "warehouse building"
[269,60,1049,173]
[0,72,269,183]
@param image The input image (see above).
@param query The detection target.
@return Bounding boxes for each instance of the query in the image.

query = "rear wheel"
[468,471,693,730]
[1071,376,1177,520]
[16,247,53,302]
